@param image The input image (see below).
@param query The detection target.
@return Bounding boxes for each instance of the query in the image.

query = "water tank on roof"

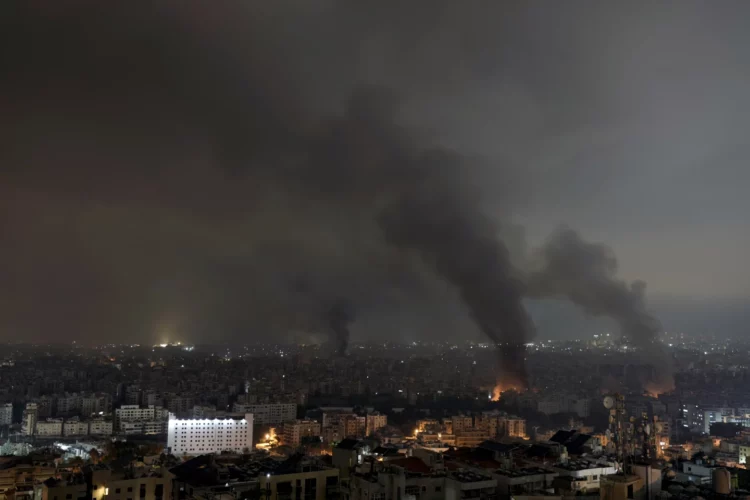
[713,467,731,495]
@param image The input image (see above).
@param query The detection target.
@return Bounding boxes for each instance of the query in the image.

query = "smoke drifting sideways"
[526,227,675,393]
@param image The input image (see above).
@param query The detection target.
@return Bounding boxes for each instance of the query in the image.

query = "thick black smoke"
[526,227,674,391]
[379,150,534,387]
[295,89,535,379]
[327,300,355,356]
[0,2,689,390]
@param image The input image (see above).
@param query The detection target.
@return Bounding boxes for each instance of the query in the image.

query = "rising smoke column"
[526,227,674,392]
[282,88,537,383]
[378,149,535,389]
[327,299,355,356]
[0,3,536,379]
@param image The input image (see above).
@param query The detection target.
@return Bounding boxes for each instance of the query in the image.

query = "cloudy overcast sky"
[1,1,748,344]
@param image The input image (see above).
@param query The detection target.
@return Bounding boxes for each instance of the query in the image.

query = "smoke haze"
[1,1,749,365]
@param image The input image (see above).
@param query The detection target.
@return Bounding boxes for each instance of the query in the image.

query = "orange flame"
[644,379,675,398]
[491,383,522,401]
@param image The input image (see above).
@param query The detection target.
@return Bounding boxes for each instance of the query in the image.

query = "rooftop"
[602,473,641,483]
[170,454,335,487]
[556,460,613,472]
[450,471,493,483]
[493,467,554,478]
[387,457,431,475]
[335,438,362,450]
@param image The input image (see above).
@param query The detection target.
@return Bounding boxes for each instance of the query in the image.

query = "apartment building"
[283,420,321,447]
[89,418,114,436]
[167,413,254,456]
[22,403,38,436]
[0,403,12,426]
[166,396,194,417]
[63,418,90,437]
[339,415,366,439]
[0,458,56,499]
[115,405,169,433]
[231,403,295,425]
[87,464,171,500]
[365,413,387,436]
[36,419,64,437]
[56,394,82,416]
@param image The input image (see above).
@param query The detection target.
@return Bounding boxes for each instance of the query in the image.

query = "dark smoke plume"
[526,227,674,391]
[379,150,534,388]
[0,2,681,391]
[327,300,355,356]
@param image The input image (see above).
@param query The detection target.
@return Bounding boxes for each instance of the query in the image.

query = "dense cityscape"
[0,336,749,499]
[3,1,750,500]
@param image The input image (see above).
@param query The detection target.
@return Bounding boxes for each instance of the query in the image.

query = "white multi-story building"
[167,413,253,456]
[89,418,114,436]
[551,460,618,494]
[0,403,13,426]
[63,418,89,436]
[232,403,295,425]
[116,405,168,424]
[23,403,38,435]
[81,393,112,416]
[115,405,169,434]
[56,394,82,416]
[36,418,63,436]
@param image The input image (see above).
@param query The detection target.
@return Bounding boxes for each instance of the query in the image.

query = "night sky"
[1,1,748,345]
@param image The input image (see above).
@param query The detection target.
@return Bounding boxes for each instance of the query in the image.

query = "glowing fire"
[644,380,675,398]
[491,383,521,401]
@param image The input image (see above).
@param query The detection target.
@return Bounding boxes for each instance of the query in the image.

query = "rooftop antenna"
[604,394,626,472]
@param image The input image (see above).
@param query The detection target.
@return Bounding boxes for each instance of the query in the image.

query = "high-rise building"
[0,403,13,426]
[167,413,253,456]
[23,403,38,435]
[81,393,112,416]
[56,393,82,416]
